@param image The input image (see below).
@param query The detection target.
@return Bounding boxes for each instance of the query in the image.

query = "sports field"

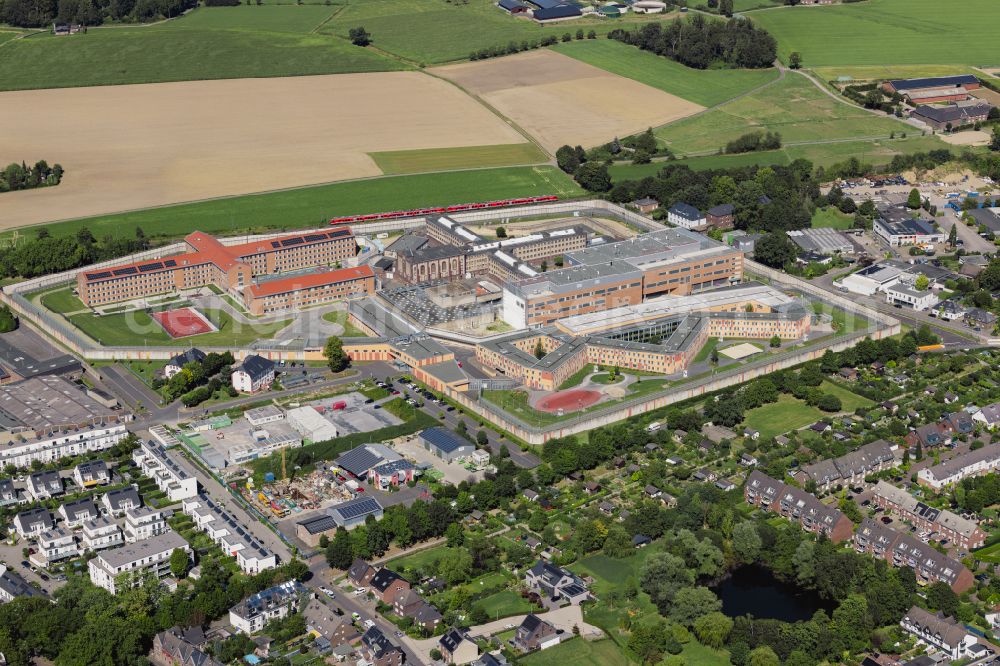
[0,7,403,92]
[433,49,703,152]
[6,166,581,242]
[551,40,779,107]
[68,308,291,347]
[151,307,217,338]
[751,0,1000,67]
[655,74,910,155]
[369,143,547,175]
[319,0,669,65]
[0,71,527,229]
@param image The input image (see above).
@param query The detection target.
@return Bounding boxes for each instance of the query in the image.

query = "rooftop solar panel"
[163,259,177,267]
[113,267,138,276]
[329,228,350,237]
[271,241,281,248]
[304,234,326,242]
[87,271,113,280]
[335,496,381,520]
[138,262,163,273]
[281,237,304,247]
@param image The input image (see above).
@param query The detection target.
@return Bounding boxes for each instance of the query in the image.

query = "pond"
[711,565,835,622]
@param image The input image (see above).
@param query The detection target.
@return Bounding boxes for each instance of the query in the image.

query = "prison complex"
[77,228,363,308]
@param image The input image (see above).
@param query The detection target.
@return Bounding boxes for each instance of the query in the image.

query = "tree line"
[468,28,597,62]
[607,15,777,70]
[724,130,781,155]
[0,0,195,29]
[1,161,63,193]
[0,226,150,280]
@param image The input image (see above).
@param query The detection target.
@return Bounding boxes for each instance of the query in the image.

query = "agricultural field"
[655,74,911,156]
[551,39,779,107]
[751,0,1000,67]
[0,71,527,229]
[0,6,402,92]
[320,0,670,65]
[608,135,951,181]
[5,166,581,242]
[433,49,703,152]
[369,143,547,175]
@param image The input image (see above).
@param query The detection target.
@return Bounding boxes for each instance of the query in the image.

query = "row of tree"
[607,16,777,70]
[0,226,150,280]
[724,131,782,155]
[0,0,195,28]
[1,161,63,193]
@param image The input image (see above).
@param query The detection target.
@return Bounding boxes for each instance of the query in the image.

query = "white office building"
[88,530,190,595]
[133,440,198,501]
[885,284,939,311]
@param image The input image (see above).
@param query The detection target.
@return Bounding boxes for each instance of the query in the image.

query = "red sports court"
[535,388,602,414]
[151,307,216,338]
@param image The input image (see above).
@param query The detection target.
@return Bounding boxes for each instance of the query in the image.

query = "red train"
[329,195,559,225]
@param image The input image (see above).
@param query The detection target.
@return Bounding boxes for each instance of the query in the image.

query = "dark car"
[364,398,374,404]
[20,560,30,568]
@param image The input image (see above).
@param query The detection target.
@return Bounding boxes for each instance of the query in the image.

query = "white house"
[974,403,1000,429]
[667,202,707,231]
[182,494,277,574]
[133,440,199,501]
[123,506,168,543]
[885,283,938,311]
[164,348,207,379]
[81,516,124,551]
[900,606,977,660]
[232,355,275,394]
[229,581,308,634]
[34,528,80,566]
[13,508,54,539]
[88,530,190,595]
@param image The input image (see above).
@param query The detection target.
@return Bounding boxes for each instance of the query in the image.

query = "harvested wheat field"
[0,72,525,230]
[432,50,704,152]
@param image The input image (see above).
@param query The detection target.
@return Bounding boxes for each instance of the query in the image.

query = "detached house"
[439,628,479,665]
[524,560,590,605]
[369,568,410,605]
[513,614,560,652]
[900,606,978,660]
[231,355,275,394]
[906,422,953,449]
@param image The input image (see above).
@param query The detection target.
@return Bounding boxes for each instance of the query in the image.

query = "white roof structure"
[286,406,339,443]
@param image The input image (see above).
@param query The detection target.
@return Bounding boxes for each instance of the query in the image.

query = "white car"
[353,588,367,596]
[363,619,376,629]
[320,587,336,598]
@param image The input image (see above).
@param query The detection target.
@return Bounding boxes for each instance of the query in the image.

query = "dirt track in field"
[0,72,525,229]
[431,49,704,152]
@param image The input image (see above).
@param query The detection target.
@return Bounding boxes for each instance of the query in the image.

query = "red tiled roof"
[247,265,373,299]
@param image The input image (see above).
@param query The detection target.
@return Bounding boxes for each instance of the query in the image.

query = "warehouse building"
[286,406,339,443]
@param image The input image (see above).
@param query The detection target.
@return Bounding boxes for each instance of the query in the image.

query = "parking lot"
[394,435,484,486]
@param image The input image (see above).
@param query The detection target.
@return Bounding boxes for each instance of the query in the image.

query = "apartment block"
[744,471,854,542]
[123,506,169,543]
[853,519,973,592]
[793,440,899,490]
[870,481,986,550]
[81,516,124,551]
[229,581,308,634]
[182,494,277,574]
[77,228,357,307]
[88,530,191,595]
[133,440,199,501]
[917,442,1000,490]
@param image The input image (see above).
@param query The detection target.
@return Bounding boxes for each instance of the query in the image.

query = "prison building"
[77,228,357,306]
[242,265,375,315]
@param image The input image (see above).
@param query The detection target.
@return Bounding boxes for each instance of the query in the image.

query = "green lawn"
[811,207,854,230]
[974,542,1000,564]
[369,143,547,175]
[655,74,911,155]
[820,380,874,412]
[742,393,824,441]
[4,166,581,242]
[751,0,1000,67]
[0,7,404,91]
[67,307,291,347]
[321,310,370,338]
[551,39,779,107]
[38,286,85,314]
[519,638,631,666]
[320,0,665,65]
[475,590,536,620]
[483,377,670,425]
[608,134,950,181]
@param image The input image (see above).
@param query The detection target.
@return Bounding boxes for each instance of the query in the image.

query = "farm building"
[910,101,993,130]
[882,75,980,104]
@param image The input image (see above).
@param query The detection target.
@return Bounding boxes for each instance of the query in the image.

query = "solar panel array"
[138,262,163,273]
[86,271,112,280]
[113,267,138,276]
[334,496,382,521]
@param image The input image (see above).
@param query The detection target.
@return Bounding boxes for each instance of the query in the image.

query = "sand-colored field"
[939,130,991,147]
[0,72,525,230]
[432,50,704,152]
[972,87,1000,107]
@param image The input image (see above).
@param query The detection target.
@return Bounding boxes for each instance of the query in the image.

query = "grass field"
[742,393,824,441]
[974,542,1000,564]
[5,166,581,242]
[519,638,631,666]
[321,311,370,338]
[369,143,547,175]
[655,74,910,155]
[475,590,536,620]
[820,380,874,412]
[483,378,670,425]
[811,64,982,83]
[320,0,665,65]
[608,134,950,181]
[67,308,291,347]
[551,40,779,107]
[0,7,404,91]
[751,0,1000,67]
[811,207,855,229]
[38,287,85,314]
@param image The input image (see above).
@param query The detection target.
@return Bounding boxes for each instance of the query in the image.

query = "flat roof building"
[89,530,190,594]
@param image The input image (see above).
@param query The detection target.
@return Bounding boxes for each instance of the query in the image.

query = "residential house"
[870,480,986,550]
[632,534,652,548]
[966,308,997,330]
[102,487,143,516]
[706,203,735,230]
[906,423,952,449]
[412,601,443,633]
[524,560,590,605]
[0,563,44,603]
[631,197,660,214]
[348,559,376,588]
[900,606,978,660]
[230,581,308,634]
[150,626,223,666]
[794,440,899,491]
[513,614,560,652]
[35,528,79,565]
[88,530,191,595]
[360,626,404,666]
[918,442,1000,490]
[974,403,1000,429]
[667,202,706,231]
[58,498,99,528]
[369,568,410,605]
[854,519,974,592]
[744,471,854,543]
[231,355,275,394]
[164,348,207,379]
[13,507,55,539]
[73,460,110,488]
[81,516,124,551]
[26,471,62,500]
[439,628,478,665]
[0,478,19,507]
[124,507,169,543]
